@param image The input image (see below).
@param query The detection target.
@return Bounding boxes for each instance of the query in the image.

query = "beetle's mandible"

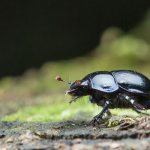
[56,70,150,126]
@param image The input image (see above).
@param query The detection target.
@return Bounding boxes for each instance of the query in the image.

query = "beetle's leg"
[124,95,145,110]
[106,110,112,117]
[89,95,96,104]
[90,100,111,126]
[130,99,149,115]
[124,95,149,115]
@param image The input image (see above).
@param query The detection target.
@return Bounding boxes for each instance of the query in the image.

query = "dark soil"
[1,93,150,149]
[1,116,150,150]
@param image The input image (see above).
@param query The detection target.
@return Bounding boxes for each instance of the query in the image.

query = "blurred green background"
[0,1,150,122]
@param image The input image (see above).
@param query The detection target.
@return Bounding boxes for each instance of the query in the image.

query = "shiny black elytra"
[56,70,150,126]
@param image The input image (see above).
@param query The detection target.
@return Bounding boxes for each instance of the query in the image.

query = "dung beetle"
[56,70,150,126]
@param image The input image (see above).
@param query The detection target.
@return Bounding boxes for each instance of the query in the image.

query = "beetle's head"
[66,79,90,103]
[56,75,89,103]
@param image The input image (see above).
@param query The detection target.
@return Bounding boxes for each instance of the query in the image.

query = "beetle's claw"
[134,102,146,110]
[69,99,75,104]
[89,117,101,126]
[69,96,78,104]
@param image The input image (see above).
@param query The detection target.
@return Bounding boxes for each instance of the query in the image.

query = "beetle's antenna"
[55,75,71,85]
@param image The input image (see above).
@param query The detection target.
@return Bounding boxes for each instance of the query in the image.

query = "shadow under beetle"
[56,70,150,126]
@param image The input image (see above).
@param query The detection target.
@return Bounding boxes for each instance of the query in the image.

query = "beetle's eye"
[75,80,81,86]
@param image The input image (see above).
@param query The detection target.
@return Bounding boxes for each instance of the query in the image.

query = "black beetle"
[56,70,150,125]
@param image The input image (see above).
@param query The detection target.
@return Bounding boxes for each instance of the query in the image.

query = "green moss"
[2,96,96,122]
[2,94,150,122]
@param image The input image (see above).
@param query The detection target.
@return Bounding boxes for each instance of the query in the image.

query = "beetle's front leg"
[90,100,111,126]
